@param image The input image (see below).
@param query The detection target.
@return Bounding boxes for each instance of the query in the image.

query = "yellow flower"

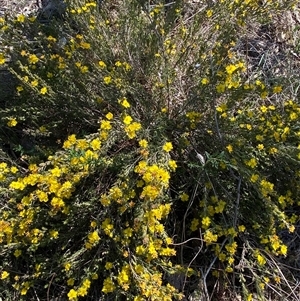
[64,262,71,271]
[10,166,18,173]
[67,289,78,300]
[105,262,113,270]
[289,225,295,233]
[119,97,130,108]
[100,120,112,130]
[163,142,173,152]
[125,122,142,138]
[206,9,213,17]
[274,276,281,284]
[168,160,177,171]
[90,221,97,228]
[49,230,59,239]
[39,126,47,133]
[80,41,91,49]
[82,278,91,289]
[246,124,252,130]
[47,35,57,42]
[123,62,131,71]
[260,106,268,113]
[17,14,25,22]
[117,265,130,289]
[88,231,100,244]
[256,253,266,266]
[136,245,146,255]
[103,76,112,84]
[202,216,211,228]
[31,79,38,87]
[100,131,108,141]
[238,225,246,232]
[147,242,158,259]
[203,230,218,244]
[189,218,199,231]
[257,144,264,150]
[260,179,274,196]
[0,53,5,65]
[225,242,237,254]
[123,115,133,125]
[269,147,278,154]
[227,257,235,264]
[77,286,88,297]
[99,194,110,206]
[139,139,148,148]
[1,271,9,280]
[256,135,264,141]
[226,64,237,75]
[179,192,189,202]
[101,218,114,237]
[127,122,141,131]
[28,54,39,64]
[0,162,8,171]
[51,197,65,209]
[273,86,282,93]
[98,61,107,68]
[141,185,160,200]
[247,293,253,301]
[261,91,268,99]
[90,138,101,150]
[225,266,233,273]
[201,77,209,85]
[214,200,226,213]
[14,249,22,257]
[280,244,287,256]
[40,87,48,94]
[9,180,25,190]
[226,144,233,153]
[245,158,257,168]
[102,277,115,293]
[216,103,227,112]
[218,252,226,262]
[80,65,89,73]
[250,174,259,183]
[7,118,17,127]
[28,16,36,22]
[105,112,113,120]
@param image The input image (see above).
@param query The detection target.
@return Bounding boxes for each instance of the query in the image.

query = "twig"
[47,273,56,301]
[182,230,203,292]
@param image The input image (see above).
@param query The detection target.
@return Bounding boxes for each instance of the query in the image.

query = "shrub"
[0,0,300,300]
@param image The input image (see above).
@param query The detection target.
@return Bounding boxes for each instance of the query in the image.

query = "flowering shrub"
[0,0,300,300]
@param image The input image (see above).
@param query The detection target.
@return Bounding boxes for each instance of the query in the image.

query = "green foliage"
[0,0,300,300]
